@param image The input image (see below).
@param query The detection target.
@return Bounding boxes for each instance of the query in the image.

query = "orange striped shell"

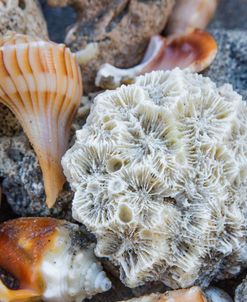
[0,33,82,207]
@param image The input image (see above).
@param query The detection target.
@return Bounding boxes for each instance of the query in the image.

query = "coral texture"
[47,0,175,92]
[0,0,48,38]
[63,69,247,289]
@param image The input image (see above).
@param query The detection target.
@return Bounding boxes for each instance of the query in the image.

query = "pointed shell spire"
[0,218,111,302]
[0,33,82,207]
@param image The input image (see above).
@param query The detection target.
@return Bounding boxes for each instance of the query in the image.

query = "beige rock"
[48,0,175,92]
[0,0,48,39]
[118,287,207,302]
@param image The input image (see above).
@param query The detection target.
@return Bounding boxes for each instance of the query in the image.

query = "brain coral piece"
[0,0,48,39]
[47,0,175,92]
[58,69,247,289]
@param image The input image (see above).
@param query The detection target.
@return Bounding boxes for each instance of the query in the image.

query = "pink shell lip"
[142,29,218,73]
[96,29,217,89]
[0,33,82,208]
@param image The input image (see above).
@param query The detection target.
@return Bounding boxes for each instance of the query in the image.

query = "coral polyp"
[63,69,247,289]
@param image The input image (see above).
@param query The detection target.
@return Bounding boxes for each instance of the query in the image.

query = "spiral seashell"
[0,33,82,208]
[0,217,111,302]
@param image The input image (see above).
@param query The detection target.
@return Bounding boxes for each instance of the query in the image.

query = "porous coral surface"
[63,69,247,289]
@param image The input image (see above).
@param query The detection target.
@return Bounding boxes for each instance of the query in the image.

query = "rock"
[38,0,76,43]
[0,132,74,219]
[205,287,233,302]
[235,275,247,302]
[0,104,22,137]
[0,0,48,39]
[209,0,247,31]
[47,0,175,93]
[204,29,247,99]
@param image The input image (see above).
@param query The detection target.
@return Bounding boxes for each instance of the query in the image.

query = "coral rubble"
[63,69,247,289]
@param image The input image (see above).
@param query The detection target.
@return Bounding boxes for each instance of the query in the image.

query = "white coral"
[62,69,247,288]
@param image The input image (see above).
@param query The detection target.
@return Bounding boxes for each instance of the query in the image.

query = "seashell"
[63,69,247,289]
[0,33,82,208]
[75,43,99,65]
[0,217,111,302]
[96,29,217,89]
[118,287,207,302]
[166,0,219,34]
[47,0,175,93]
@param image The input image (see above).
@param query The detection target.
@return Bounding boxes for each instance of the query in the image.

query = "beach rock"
[0,0,48,38]
[209,0,247,31]
[38,0,76,43]
[205,287,233,302]
[235,276,247,302]
[47,0,175,92]
[204,29,247,98]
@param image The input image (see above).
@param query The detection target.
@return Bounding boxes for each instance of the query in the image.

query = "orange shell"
[0,218,63,301]
[0,33,82,208]
[142,29,217,73]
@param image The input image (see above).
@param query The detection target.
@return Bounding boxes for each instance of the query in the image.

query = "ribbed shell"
[0,33,82,207]
[0,217,111,302]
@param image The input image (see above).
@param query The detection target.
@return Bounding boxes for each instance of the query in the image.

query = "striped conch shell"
[0,33,82,208]
[0,217,111,302]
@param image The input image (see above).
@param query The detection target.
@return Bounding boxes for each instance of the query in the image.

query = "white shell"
[0,218,111,302]
[63,69,247,288]
[41,226,111,302]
